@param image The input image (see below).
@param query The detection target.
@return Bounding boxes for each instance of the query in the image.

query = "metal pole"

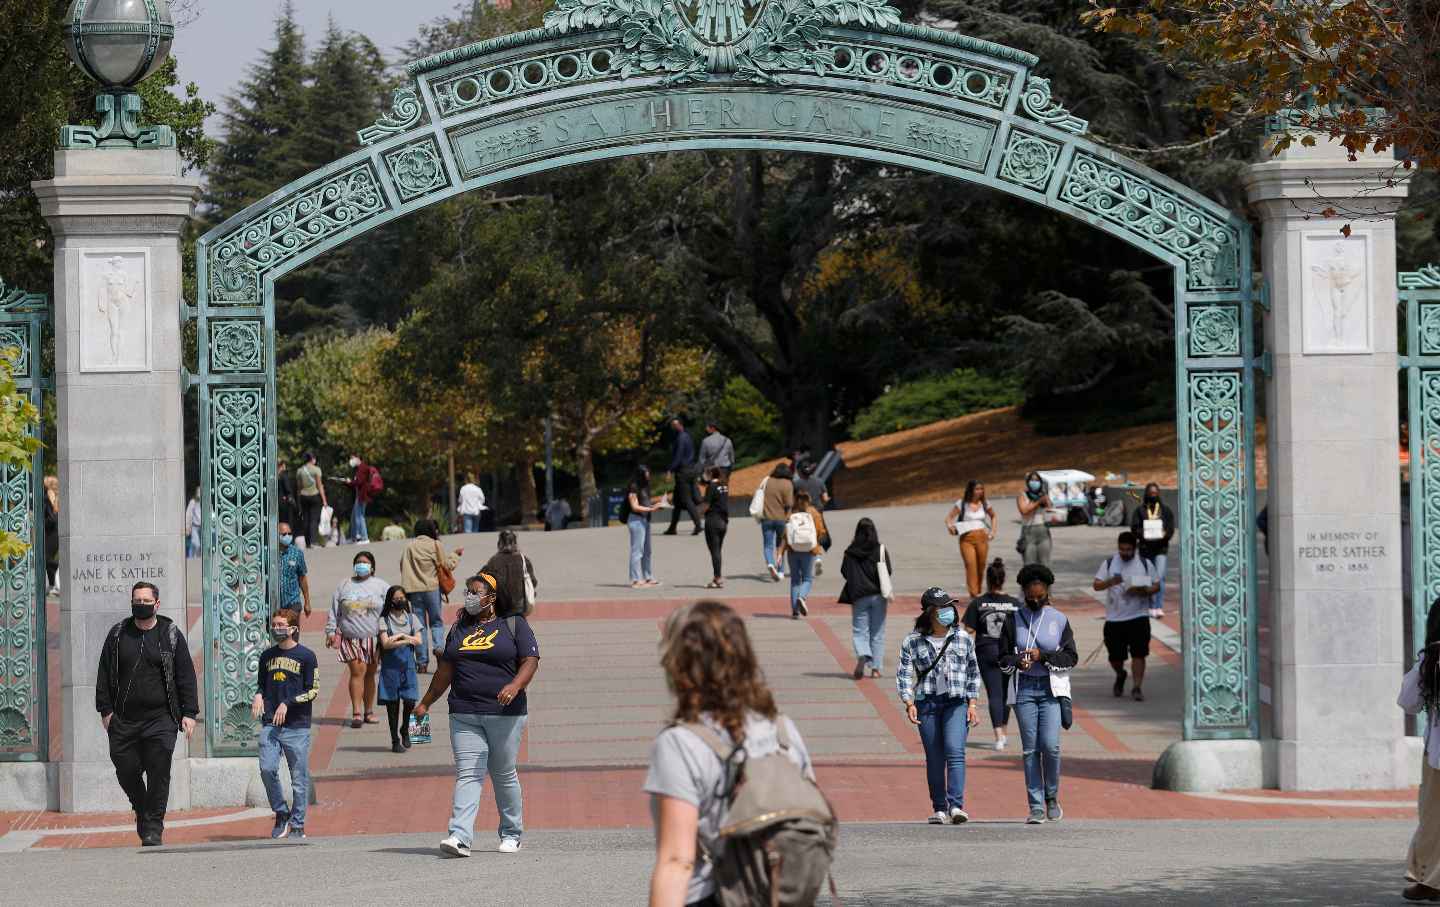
[543,414,555,506]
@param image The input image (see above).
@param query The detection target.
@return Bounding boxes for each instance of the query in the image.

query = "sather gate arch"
[191,0,1259,758]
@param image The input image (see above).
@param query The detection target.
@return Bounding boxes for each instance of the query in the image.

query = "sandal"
[364,713,380,724]
[705,580,723,589]
[350,715,363,729]
[869,668,883,679]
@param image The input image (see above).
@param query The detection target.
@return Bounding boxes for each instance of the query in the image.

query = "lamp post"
[60,0,177,149]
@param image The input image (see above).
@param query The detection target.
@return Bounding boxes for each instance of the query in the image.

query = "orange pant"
[960,529,989,597]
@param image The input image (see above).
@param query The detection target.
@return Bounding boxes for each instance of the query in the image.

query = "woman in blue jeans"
[896,586,981,824]
[414,572,541,858]
[777,490,826,618]
[625,465,668,589]
[999,563,1078,825]
[838,518,894,679]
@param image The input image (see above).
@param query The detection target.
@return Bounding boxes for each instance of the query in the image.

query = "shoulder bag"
[522,555,537,611]
[434,540,456,597]
[876,544,893,600]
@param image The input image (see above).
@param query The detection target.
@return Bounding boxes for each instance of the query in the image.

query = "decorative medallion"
[998,130,1060,191]
[1188,306,1241,358]
[209,321,264,372]
[544,0,900,84]
[384,138,450,203]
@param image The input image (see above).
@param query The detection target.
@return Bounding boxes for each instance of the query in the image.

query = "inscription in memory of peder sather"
[449,90,996,178]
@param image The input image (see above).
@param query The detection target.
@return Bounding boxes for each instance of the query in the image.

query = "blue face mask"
[354,562,372,578]
[1027,480,1042,492]
[279,533,293,546]
[937,606,956,627]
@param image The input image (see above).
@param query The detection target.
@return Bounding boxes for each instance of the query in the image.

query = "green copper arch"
[190,2,1260,755]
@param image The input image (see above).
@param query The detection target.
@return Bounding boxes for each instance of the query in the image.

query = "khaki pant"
[960,529,989,597]
[1410,756,1440,887]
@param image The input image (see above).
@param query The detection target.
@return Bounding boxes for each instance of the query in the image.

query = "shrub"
[714,376,783,466]
[850,369,1023,440]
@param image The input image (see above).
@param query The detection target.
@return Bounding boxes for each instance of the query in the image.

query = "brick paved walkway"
[6,588,1414,850]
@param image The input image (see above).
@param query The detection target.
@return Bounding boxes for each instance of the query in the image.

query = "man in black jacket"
[95,581,199,846]
[663,417,702,536]
[1129,483,1176,618]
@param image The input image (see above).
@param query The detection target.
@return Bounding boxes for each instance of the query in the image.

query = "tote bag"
[876,544,893,600]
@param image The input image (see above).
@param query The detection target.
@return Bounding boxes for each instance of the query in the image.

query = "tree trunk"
[576,441,597,522]
[778,386,833,456]
[517,457,539,526]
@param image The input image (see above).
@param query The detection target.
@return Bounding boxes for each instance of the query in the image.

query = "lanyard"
[1019,607,1047,653]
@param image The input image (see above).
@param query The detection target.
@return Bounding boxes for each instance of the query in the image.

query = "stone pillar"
[1245,137,1411,790]
[33,149,200,812]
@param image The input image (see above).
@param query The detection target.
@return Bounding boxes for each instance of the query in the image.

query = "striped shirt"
[896,627,981,703]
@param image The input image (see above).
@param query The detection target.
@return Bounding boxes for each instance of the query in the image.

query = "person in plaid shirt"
[896,586,980,825]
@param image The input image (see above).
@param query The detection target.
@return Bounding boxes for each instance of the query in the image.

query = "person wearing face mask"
[1129,483,1175,618]
[330,453,380,544]
[1000,564,1078,825]
[1094,531,1161,702]
[94,582,199,846]
[415,573,541,858]
[896,586,981,825]
[378,586,423,753]
[252,608,318,839]
[326,551,389,728]
[276,520,311,625]
[1016,471,1053,566]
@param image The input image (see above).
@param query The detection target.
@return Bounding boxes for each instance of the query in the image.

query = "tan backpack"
[680,718,839,907]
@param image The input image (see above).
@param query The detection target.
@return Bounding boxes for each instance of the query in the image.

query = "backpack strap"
[774,714,794,752]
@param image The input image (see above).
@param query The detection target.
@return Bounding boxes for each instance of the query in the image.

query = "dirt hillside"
[729,406,1270,508]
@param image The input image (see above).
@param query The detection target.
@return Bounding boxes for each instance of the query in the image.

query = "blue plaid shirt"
[896,627,981,703]
[278,543,307,609]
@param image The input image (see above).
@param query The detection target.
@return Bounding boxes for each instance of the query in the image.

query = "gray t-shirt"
[643,712,814,904]
[1096,554,1158,623]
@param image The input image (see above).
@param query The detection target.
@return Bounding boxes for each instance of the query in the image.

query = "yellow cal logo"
[459,628,498,652]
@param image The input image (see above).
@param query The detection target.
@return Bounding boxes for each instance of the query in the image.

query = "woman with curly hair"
[644,601,818,906]
[1400,597,1440,901]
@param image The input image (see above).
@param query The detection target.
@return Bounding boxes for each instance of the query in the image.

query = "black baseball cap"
[920,586,958,610]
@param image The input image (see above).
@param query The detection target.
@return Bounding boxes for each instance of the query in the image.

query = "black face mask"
[1024,596,1048,611]
[132,604,156,621]
[1145,494,1160,504]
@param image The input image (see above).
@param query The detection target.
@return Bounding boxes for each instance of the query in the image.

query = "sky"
[172,0,467,134]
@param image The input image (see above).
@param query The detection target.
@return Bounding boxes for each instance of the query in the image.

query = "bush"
[850,369,1023,440]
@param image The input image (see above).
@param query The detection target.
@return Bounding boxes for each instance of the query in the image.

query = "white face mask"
[349,457,360,468]
[463,592,492,615]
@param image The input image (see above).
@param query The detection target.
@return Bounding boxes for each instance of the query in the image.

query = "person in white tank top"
[945,481,995,597]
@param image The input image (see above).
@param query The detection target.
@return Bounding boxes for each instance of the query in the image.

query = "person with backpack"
[626,465,669,589]
[645,600,834,906]
[1016,471,1052,566]
[699,467,729,589]
[838,517,894,679]
[400,519,463,673]
[946,480,996,597]
[332,453,382,544]
[962,559,1020,750]
[377,586,423,753]
[481,529,539,617]
[1093,531,1161,702]
[1129,483,1175,618]
[777,489,826,618]
[95,581,200,846]
[414,572,540,858]
[896,586,981,825]
[999,563,1078,825]
[753,461,795,582]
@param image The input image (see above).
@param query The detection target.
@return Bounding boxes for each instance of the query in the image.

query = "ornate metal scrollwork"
[384,138,450,203]
[1188,306,1242,358]
[1019,76,1086,135]
[997,130,1060,191]
[358,86,426,147]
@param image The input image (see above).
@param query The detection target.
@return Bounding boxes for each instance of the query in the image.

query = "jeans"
[1021,524,1052,566]
[1151,553,1168,611]
[704,524,726,578]
[627,516,653,582]
[408,589,445,665]
[448,712,527,846]
[258,724,311,828]
[850,593,888,672]
[916,696,970,811]
[462,514,481,533]
[959,529,989,597]
[761,519,786,573]
[787,550,815,614]
[1013,674,1062,810]
[351,498,369,542]
[186,528,201,559]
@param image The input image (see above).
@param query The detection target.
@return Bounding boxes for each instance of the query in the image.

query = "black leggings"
[385,699,415,744]
[705,523,727,578]
[299,495,323,547]
[977,647,1010,729]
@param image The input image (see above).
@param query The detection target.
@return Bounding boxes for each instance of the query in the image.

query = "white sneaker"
[995,735,1008,751]
[815,557,824,576]
[949,807,969,825]
[767,563,781,581]
[928,811,947,825]
[497,837,521,854]
[439,835,471,858]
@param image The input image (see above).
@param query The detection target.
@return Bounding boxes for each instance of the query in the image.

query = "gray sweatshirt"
[326,576,390,640]
[698,431,734,470]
